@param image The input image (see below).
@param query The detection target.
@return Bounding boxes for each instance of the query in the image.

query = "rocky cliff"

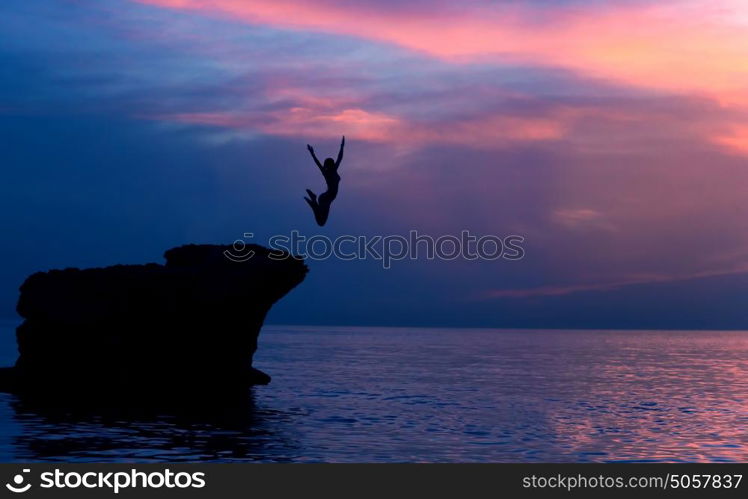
[0,244,307,398]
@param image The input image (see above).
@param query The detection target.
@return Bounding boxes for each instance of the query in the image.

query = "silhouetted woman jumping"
[304,136,344,226]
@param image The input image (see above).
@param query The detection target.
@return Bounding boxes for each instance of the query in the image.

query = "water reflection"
[6,390,302,462]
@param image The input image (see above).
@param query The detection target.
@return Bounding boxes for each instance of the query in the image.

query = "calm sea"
[0,321,745,462]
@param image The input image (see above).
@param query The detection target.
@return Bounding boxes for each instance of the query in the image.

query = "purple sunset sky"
[1,0,747,328]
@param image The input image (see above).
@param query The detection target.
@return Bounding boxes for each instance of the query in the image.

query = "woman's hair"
[323,158,336,168]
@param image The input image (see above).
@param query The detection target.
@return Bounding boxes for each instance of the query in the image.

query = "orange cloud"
[164,107,400,141]
[150,77,571,147]
[135,0,748,106]
[156,107,566,146]
[713,125,748,157]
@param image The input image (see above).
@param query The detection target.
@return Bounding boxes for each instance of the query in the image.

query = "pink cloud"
[162,107,400,141]
[134,0,748,107]
[552,208,616,232]
[149,82,571,146]
[130,0,748,158]
[712,125,748,157]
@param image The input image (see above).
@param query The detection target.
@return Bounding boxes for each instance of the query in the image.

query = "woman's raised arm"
[307,144,323,170]
[335,136,345,167]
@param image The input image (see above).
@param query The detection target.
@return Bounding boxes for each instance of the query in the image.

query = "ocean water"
[0,322,746,462]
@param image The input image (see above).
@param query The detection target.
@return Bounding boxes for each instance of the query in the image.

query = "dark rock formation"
[0,244,307,398]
